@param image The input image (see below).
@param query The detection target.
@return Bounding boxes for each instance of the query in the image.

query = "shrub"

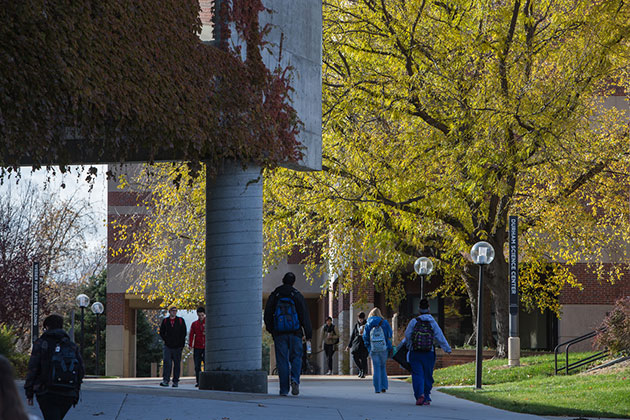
[9,353,29,378]
[595,297,630,355]
[0,324,17,357]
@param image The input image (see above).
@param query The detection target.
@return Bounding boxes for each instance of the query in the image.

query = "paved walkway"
[17,376,621,420]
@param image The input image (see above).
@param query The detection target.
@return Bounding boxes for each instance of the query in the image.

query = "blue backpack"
[273,291,300,333]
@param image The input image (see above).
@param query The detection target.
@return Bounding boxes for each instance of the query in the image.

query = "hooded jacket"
[403,313,452,353]
[24,329,84,401]
[362,316,393,353]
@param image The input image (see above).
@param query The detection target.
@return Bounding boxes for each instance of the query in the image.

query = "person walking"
[319,317,339,375]
[159,305,187,387]
[346,311,368,378]
[404,298,452,406]
[264,272,313,396]
[362,307,392,393]
[24,314,84,420]
[188,306,206,387]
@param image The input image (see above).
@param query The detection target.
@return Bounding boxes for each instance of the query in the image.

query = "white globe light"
[76,294,90,308]
[91,302,104,315]
[471,241,495,265]
[414,257,434,275]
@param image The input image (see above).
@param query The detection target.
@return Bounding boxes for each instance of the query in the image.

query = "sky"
[1,164,108,254]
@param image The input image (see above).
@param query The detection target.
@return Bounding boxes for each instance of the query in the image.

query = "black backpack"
[42,337,81,394]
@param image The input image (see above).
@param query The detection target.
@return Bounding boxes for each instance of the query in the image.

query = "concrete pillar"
[199,163,267,393]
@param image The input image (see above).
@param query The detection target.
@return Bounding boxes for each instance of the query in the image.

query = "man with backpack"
[159,305,187,387]
[403,298,452,406]
[264,272,312,396]
[25,314,85,420]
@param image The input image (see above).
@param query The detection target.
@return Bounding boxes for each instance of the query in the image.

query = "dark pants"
[37,393,74,420]
[193,347,205,384]
[274,334,302,395]
[324,343,335,372]
[352,349,369,374]
[163,345,183,383]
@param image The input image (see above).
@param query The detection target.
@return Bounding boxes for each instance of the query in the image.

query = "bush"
[0,324,17,357]
[595,297,630,355]
[9,353,29,378]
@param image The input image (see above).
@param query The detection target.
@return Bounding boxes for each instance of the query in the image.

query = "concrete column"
[508,337,521,367]
[199,162,267,393]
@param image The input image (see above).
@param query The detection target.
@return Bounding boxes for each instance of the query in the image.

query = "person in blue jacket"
[404,298,451,406]
[362,307,393,393]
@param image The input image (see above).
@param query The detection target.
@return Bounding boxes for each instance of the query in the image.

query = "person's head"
[325,316,332,326]
[197,306,206,320]
[282,272,296,286]
[368,307,382,319]
[0,355,30,420]
[43,314,64,331]
[358,312,366,323]
[168,305,178,318]
[419,298,430,314]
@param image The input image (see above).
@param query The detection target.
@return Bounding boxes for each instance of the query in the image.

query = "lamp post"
[414,257,434,299]
[91,301,104,376]
[470,241,495,389]
[76,294,90,358]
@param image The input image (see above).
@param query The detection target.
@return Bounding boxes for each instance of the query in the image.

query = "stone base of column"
[508,337,521,367]
[199,370,268,394]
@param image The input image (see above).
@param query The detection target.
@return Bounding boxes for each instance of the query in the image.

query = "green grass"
[440,369,630,418]
[433,352,596,386]
[426,353,630,418]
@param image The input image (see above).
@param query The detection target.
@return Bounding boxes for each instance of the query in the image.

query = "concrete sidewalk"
[17,376,621,420]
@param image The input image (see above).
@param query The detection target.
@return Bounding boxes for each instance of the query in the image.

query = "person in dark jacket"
[346,311,368,378]
[188,306,206,387]
[25,314,84,420]
[264,272,313,396]
[159,305,187,387]
[319,317,339,375]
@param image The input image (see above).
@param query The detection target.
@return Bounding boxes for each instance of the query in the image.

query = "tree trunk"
[485,237,509,358]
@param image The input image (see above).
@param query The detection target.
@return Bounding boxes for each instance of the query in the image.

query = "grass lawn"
[431,354,630,418]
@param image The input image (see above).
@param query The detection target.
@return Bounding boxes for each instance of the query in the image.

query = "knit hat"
[419,298,430,314]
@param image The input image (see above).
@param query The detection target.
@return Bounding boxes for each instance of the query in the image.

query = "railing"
[554,328,608,375]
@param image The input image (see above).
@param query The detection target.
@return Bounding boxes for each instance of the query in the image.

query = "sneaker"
[172,382,178,388]
[359,372,366,378]
[416,396,425,406]
[195,383,199,387]
[423,401,431,406]
[291,381,299,396]
[279,392,288,396]
[159,381,169,387]
[381,389,386,393]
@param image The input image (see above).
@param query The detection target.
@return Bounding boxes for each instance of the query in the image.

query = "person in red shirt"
[188,306,206,387]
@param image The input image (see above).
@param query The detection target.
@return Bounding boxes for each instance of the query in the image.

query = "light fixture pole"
[91,301,104,376]
[470,241,495,389]
[414,257,433,299]
[76,294,90,359]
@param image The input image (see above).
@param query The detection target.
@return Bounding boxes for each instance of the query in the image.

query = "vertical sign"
[508,216,519,337]
[32,261,40,344]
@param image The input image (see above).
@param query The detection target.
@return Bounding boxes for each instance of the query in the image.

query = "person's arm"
[263,293,276,334]
[296,292,313,340]
[159,319,166,342]
[24,340,42,404]
[347,324,357,351]
[362,323,371,353]
[180,318,187,346]
[430,317,452,353]
[386,320,393,350]
[189,321,195,348]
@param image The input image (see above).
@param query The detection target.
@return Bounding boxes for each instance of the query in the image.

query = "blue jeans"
[370,350,389,392]
[409,350,436,401]
[163,346,183,383]
[274,334,302,395]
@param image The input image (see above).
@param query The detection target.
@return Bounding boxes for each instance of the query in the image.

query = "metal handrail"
[554,328,608,375]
